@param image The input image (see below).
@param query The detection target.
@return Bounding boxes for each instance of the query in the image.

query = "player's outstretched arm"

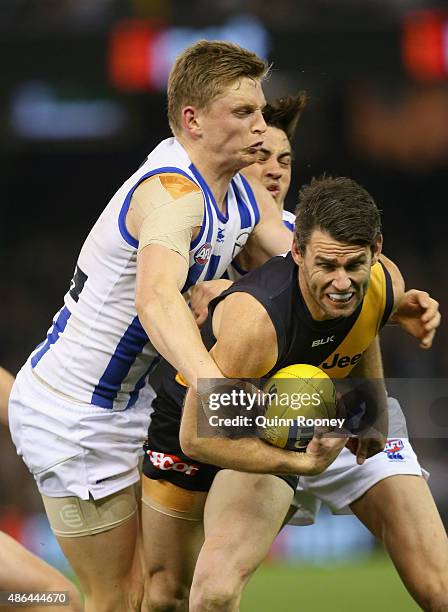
[381,253,441,348]
[129,173,224,388]
[0,366,14,427]
[240,180,293,268]
[181,386,344,477]
[136,245,223,388]
[343,254,404,464]
[179,292,346,476]
[391,288,441,349]
[189,279,234,326]
[347,337,389,465]
[0,531,82,612]
[380,255,440,346]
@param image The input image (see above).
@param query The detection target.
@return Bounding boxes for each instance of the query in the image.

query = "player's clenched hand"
[190,279,233,326]
[391,289,441,349]
[345,430,387,465]
[302,431,347,476]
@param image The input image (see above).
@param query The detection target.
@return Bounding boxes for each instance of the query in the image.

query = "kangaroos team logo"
[232,231,251,258]
[194,243,212,265]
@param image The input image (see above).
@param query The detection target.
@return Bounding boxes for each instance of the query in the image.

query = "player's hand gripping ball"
[260,364,337,451]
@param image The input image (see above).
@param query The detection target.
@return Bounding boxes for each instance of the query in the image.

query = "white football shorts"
[289,397,429,525]
[8,362,155,500]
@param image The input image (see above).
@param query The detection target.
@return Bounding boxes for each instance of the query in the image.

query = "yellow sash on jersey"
[319,262,389,378]
[175,372,189,387]
[174,262,390,384]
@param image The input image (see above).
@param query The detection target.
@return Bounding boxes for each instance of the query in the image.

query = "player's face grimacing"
[197,77,267,169]
[292,229,381,320]
[243,126,292,204]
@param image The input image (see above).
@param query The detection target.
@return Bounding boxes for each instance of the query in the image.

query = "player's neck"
[180,139,241,210]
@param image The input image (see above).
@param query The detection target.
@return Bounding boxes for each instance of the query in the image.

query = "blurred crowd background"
[0,0,447,593]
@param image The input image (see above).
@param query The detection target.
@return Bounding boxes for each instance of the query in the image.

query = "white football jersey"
[227,208,295,280]
[281,209,295,232]
[30,138,259,410]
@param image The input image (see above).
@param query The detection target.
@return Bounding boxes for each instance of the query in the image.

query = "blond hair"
[167,40,269,134]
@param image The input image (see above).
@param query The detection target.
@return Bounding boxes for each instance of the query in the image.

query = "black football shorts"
[142,374,298,492]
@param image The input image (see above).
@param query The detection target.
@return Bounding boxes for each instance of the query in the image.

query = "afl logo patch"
[384,439,404,453]
[194,243,212,265]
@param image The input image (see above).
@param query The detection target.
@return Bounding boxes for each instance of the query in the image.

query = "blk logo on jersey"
[217,228,225,243]
[194,243,212,265]
[312,335,334,348]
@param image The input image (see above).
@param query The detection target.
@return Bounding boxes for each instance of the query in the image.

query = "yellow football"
[260,364,337,451]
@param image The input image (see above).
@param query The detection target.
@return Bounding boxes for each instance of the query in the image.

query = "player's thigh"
[46,486,141,596]
[197,470,294,583]
[351,475,448,586]
[57,514,139,587]
[141,477,206,582]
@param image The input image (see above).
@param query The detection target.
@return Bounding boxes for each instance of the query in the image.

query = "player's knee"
[82,575,142,612]
[127,581,145,612]
[190,583,237,612]
[40,574,82,612]
[85,591,140,612]
[63,585,83,612]
[146,590,189,612]
[190,569,245,612]
[145,571,189,612]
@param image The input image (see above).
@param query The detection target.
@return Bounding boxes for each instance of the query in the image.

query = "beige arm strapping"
[130,174,204,264]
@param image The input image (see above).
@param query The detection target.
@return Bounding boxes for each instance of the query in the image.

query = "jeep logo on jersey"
[147,450,200,476]
[322,352,363,369]
[194,243,212,265]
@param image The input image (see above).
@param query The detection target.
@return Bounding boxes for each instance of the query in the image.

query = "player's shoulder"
[374,256,404,303]
[235,252,295,297]
[367,260,391,299]
[137,172,201,200]
[366,258,399,325]
[212,291,278,376]
[212,257,294,347]
[213,291,274,343]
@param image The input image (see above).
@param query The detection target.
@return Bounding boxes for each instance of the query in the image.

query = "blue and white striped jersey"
[281,209,295,232]
[30,138,259,410]
[227,207,295,281]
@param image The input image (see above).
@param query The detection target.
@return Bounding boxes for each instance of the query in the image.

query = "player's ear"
[371,234,383,265]
[181,106,202,137]
[291,238,304,265]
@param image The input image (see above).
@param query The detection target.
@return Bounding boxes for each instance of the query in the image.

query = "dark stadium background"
[0,2,447,609]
